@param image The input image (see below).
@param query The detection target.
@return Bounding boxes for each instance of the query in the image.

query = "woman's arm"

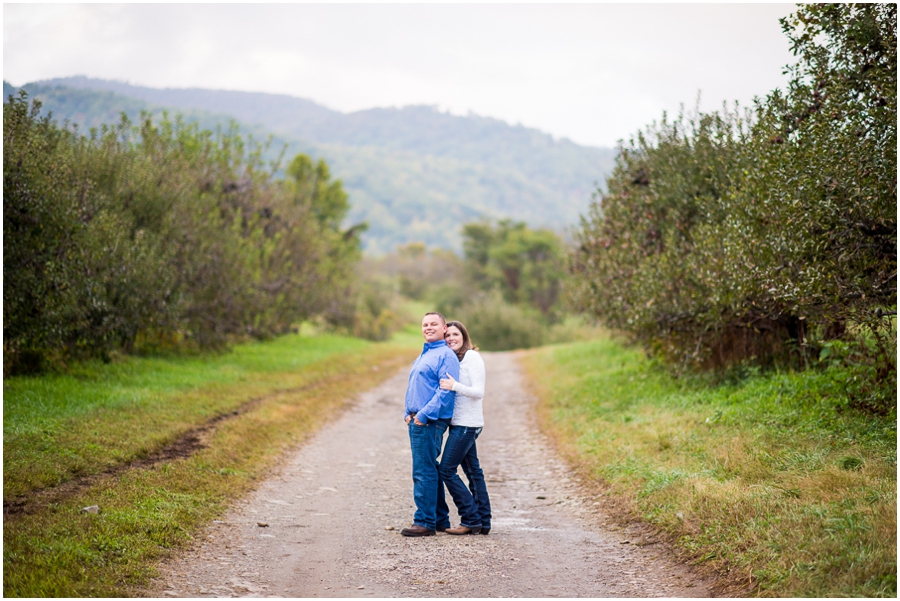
[452,352,485,401]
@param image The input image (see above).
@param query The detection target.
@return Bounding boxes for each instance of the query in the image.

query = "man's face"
[421,314,447,343]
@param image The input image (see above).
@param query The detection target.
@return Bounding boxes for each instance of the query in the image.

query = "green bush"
[450,291,548,351]
[463,219,566,320]
[571,4,896,384]
[426,218,575,351]
[3,95,180,370]
[570,107,748,368]
[3,93,365,373]
[349,275,405,342]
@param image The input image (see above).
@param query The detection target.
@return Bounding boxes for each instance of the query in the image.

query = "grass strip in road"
[4,334,418,597]
[522,337,896,598]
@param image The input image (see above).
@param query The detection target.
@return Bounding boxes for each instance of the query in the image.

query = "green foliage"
[285,154,351,230]
[709,3,897,368]
[3,94,179,371]
[333,243,465,342]
[571,107,748,368]
[398,219,576,351]
[341,271,406,342]
[351,292,403,342]
[450,290,549,351]
[571,4,896,384]
[816,332,898,415]
[393,242,466,301]
[7,78,617,253]
[362,242,467,307]
[3,92,364,373]
[356,229,581,351]
[463,219,566,319]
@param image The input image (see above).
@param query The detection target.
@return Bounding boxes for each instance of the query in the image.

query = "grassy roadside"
[4,333,375,499]
[4,332,419,597]
[521,336,896,597]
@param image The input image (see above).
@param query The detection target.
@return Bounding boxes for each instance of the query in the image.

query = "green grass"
[4,333,373,499]
[4,332,419,597]
[389,322,430,349]
[5,332,367,430]
[523,336,897,597]
[387,299,441,349]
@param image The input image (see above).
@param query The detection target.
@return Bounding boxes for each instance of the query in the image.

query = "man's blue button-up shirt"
[404,339,460,424]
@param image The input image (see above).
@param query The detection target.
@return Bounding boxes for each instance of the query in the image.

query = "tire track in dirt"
[147,352,718,597]
[4,381,325,519]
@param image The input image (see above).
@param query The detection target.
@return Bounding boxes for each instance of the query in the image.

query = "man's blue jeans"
[437,425,492,530]
[408,418,449,530]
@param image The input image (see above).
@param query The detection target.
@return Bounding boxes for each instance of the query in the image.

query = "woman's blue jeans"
[437,425,492,530]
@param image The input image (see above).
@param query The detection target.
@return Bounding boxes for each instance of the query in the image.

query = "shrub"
[571,4,896,387]
[450,291,548,351]
[349,275,405,342]
[463,219,566,320]
[3,95,180,369]
[3,94,365,373]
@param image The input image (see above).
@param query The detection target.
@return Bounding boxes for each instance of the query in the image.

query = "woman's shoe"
[479,528,490,535]
[445,525,482,535]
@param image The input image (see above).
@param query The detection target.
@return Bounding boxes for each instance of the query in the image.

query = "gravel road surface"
[147,351,716,597]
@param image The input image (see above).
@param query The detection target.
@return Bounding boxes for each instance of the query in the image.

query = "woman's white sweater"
[451,350,485,427]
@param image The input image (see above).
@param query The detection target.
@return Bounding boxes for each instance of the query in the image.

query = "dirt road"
[148,352,716,597]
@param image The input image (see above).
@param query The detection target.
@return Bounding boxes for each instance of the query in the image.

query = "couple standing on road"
[400,312,492,537]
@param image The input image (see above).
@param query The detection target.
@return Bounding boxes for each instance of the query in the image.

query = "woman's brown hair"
[446,320,477,361]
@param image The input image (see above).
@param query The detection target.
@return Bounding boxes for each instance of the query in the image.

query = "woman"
[436,320,492,535]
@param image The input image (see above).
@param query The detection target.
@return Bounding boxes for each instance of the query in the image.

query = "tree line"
[570,4,895,408]
[3,88,574,373]
[4,96,364,374]
[5,78,616,255]
[5,5,894,414]
[364,218,577,351]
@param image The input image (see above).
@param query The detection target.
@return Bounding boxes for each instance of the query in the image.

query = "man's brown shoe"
[400,525,435,537]
[445,525,482,535]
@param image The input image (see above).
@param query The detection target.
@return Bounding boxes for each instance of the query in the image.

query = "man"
[400,312,460,537]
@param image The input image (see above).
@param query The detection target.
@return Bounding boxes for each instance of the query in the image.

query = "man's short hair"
[423,311,447,325]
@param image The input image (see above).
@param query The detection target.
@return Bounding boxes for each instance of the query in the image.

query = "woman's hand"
[439,373,457,390]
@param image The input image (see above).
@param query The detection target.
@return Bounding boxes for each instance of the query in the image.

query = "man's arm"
[415,352,460,424]
[415,386,454,424]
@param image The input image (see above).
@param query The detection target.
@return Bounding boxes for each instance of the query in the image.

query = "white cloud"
[3,3,797,147]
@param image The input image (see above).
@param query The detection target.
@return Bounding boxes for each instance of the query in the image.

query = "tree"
[571,4,896,377]
[463,219,565,320]
[3,94,179,371]
[3,94,366,373]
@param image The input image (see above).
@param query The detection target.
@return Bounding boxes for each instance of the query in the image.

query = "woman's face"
[445,325,464,351]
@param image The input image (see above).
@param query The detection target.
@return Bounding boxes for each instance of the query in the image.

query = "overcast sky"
[4,3,798,148]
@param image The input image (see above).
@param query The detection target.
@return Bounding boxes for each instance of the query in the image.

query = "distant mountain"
[5,77,616,253]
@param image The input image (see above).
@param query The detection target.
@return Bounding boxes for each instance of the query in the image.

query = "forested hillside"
[4,78,616,253]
